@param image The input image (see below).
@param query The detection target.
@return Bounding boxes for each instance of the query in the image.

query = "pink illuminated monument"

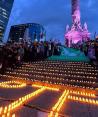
[65,0,90,47]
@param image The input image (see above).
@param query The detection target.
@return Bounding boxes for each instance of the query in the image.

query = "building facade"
[9,23,46,42]
[0,0,14,42]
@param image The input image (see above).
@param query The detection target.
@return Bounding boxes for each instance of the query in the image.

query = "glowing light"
[12,114,15,117]
[65,0,90,47]
[0,87,46,116]
[0,107,3,114]
[70,91,96,98]
[32,84,59,91]
[0,81,26,88]
[48,90,69,117]
[6,112,10,117]
[68,95,98,105]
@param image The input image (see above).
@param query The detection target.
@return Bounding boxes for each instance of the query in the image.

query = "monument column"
[72,0,80,24]
[65,0,90,47]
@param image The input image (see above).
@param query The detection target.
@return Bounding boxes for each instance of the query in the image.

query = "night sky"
[4,0,98,43]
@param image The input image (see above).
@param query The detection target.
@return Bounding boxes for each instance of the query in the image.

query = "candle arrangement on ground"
[0,60,98,117]
[0,81,26,88]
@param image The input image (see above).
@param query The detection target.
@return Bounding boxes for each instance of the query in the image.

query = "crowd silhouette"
[0,39,98,74]
[0,41,61,74]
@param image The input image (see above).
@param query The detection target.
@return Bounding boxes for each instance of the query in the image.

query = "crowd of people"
[81,40,98,64]
[0,39,98,74]
[69,39,98,64]
[0,41,61,74]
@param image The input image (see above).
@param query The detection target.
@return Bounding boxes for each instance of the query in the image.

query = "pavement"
[0,79,98,117]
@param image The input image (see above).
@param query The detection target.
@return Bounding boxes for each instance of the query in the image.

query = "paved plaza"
[0,78,98,117]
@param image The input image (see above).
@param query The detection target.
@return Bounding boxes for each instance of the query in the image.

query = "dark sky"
[4,0,98,43]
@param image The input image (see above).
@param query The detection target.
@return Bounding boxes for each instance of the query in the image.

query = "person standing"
[88,45,96,64]
[83,43,88,56]
[95,41,98,63]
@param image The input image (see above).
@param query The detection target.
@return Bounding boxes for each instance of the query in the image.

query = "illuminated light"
[89,99,92,103]
[86,99,88,103]
[7,113,10,117]
[79,97,82,101]
[32,84,59,91]
[68,95,98,105]
[54,113,58,117]
[2,115,5,117]
[70,90,95,98]
[48,90,69,117]
[12,114,15,117]
[1,87,46,116]
[76,97,78,100]
[0,81,26,88]
[4,107,7,114]
[93,100,96,104]
[0,107,3,114]
[96,101,98,104]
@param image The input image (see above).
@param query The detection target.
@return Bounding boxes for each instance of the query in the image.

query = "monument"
[65,0,90,47]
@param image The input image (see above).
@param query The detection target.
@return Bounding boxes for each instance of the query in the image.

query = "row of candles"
[0,75,96,98]
[22,63,93,68]
[14,68,97,77]
[0,113,16,117]
[23,61,92,66]
[5,73,96,89]
[69,90,95,97]
[0,77,59,92]
[32,79,95,90]
[12,69,96,86]
[48,90,98,117]
[32,84,59,91]
[21,64,98,73]
[20,66,97,75]
[5,71,96,89]
[1,71,96,90]
[68,95,98,105]
[10,66,97,80]
[6,69,96,86]
[48,90,97,117]
[0,79,97,117]
[18,67,97,79]
[0,84,60,117]
[28,63,94,67]
[0,74,29,81]
[24,61,97,66]
[32,84,96,98]
[0,87,46,117]
[29,61,90,63]
[0,81,26,88]
[21,65,96,72]
[48,90,69,117]
[1,61,97,92]
[22,64,97,70]
[0,73,96,97]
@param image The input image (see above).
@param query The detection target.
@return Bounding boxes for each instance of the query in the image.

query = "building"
[9,23,46,42]
[65,0,90,47]
[0,0,14,42]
